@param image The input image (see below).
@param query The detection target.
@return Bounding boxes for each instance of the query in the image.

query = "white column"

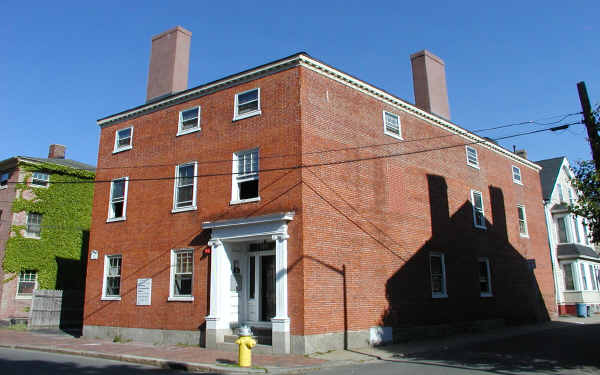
[206,239,223,329]
[271,233,290,353]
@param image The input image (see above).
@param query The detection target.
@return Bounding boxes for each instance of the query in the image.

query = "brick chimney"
[515,149,527,159]
[410,50,451,120]
[146,26,192,102]
[48,144,66,159]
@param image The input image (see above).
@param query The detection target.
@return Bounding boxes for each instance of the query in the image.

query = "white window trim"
[24,212,42,239]
[15,271,37,299]
[471,190,486,229]
[430,252,448,298]
[107,177,129,222]
[561,261,578,291]
[230,148,260,205]
[478,257,493,297]
[512,165,522,185]
[113,126,134,153]
[168,248,194,301]
[382,110,403,140]
[101,254,122,301]
[30,172,50,188]
[177,106,201,136]
[172,162,198,213]
[466,146,479,169]
[517,205,529,238]
[233,88,261,121]
[555,214,571,244]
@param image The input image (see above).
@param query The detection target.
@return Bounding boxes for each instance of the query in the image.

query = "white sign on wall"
[136,278,152,306]
[90,250,98,260]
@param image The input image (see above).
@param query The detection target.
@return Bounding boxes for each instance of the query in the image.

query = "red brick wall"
[84,67,304,333]
[298,67,555,336]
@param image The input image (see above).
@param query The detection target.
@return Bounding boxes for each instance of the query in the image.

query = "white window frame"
[31,172,50,188]
[471,190,486,229]
[478,258,493,297]
[512,165,522,185]
[0,172,9,189]
[555,214,571,244]
[107,177,129,222]
[172,162,198,213]
[102,254,122,300]
[16,270,37,299]
[517,205,529,238]
[177,106,201,136]
[562,262,577,291]
[231,148,260,205]
[169,248,194,301]
[466,146,479,169]
[25,212,42,239]
[113,126,133,153]
[430,252,447,298]
[382,111,402,140]
[233,88,261,121]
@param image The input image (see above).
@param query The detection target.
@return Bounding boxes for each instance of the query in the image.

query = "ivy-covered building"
[0,144,95,323]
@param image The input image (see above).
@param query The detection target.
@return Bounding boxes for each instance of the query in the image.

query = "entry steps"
[224,327,272,346]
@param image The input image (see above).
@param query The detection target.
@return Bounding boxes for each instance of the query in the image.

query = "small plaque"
[136,278,152,306]
[90,250,98,260]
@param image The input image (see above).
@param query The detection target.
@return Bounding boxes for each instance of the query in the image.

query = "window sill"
[172,206,197,214]
[230,197,261,205]
[168,296,194,302]
[113,146,132,154]
[30,184,49,188]
[467,163,480,170]
[0,186,7,190]
[233,110,261,122]
[474,225,487,230]
[432,293,448,299]
[513,180,523,185]
[384,131,403,140]
[101,296,121,301]
[23,234,41,240]
[176,127,201,137]
[107,217,126,223]
[480,293,493,298]
[15,295,33,300]
[519,233,529,238]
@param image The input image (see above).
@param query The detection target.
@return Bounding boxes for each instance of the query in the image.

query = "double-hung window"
[169,249,193,301]
[590,264,598,291]
[26,213,42,238]
[0,172,9,189]
[466,146,479,168]
[478,258,492,297]
[471,190,486,229]
[517,205,528,237]
[178,107,200,135]
[231,149,259,204]
[31,172,49,187]
[512,166,522,185]
[114,127,133,153]
[108,177,128,221]
[580,263,589,290]
[16,271,37,298]
[233,88,261,120]
[383,111,402,139]
[173,162,197,212]
[556,216,570,243]
[562,263,575,290]
[102,255,122,300]
[430,252,447,298]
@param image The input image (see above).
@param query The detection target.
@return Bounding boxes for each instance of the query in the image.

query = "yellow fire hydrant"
[235,325,256,367]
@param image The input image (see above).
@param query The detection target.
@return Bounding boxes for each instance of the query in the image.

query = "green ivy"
[2,161,94,290]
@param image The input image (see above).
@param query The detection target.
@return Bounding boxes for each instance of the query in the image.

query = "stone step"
[224,334,272,346]
[216,341,274,355]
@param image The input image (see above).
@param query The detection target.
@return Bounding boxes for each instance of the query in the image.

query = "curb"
[0,344,267,374]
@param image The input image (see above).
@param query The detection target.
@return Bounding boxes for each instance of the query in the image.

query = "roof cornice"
[97,53,540,171]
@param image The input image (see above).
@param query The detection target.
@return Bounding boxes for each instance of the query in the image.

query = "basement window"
[177,107,201,135]
[231,149,260,204]
[114,127,133,153]
[233,88,261,121]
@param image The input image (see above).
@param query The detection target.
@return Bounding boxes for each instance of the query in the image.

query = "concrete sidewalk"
[0,316,598,373]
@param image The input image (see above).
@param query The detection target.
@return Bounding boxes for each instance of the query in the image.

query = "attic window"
[114,127,133,153]
[233,88,261,121]
[0,172,9,189]
[31,172,49,188]
[466,146,479,169]
[383,111,402,139]
[178,107,201,135]
[512,166,522,185]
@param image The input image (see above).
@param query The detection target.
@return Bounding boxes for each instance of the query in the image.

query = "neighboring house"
[0,145,95,323]
[537,157,600,315]
[83,26,555,354]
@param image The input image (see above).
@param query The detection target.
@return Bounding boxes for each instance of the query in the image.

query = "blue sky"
[1,1,598,167]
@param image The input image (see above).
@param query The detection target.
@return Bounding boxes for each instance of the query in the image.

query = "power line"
[3,121,582,185]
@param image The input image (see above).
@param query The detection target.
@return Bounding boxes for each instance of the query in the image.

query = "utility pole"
[577,81,600,172]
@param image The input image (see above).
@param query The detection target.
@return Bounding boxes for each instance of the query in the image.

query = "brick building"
[83,26,556,354]
[0,145,95,323]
